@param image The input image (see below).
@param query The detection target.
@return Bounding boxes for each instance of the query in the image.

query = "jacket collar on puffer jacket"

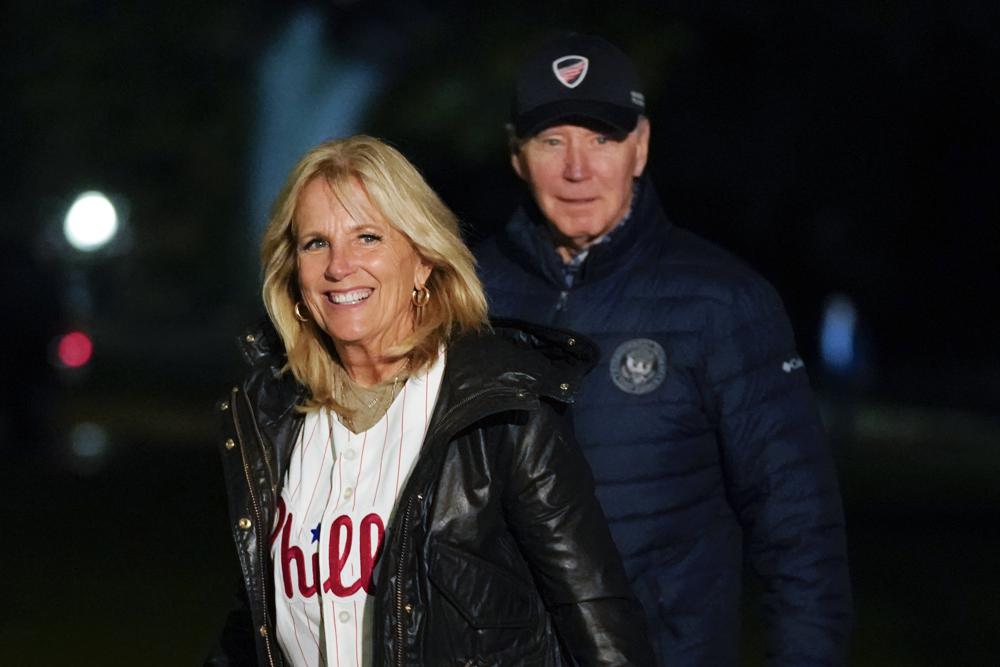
[499,173,671,288]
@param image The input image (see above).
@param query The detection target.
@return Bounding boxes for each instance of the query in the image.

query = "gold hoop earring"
[411,286,430,308]
[294,301,310,322]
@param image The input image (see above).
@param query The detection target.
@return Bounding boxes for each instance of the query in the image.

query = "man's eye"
[595,135,609,144]
[542,137,561,147]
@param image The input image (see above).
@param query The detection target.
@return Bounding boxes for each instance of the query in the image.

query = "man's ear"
[510,150,526,181]
[633,116,651,178]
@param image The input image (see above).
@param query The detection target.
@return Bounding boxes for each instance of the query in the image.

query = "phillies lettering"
[270,498,384,599]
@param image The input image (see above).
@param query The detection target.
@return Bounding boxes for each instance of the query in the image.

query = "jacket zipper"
[231,387,277,667]
[394,493,415,667]
[245,389,277,499]
[553,290,569,327]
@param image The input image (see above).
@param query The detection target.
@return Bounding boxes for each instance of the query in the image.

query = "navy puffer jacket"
[475,177,852,666]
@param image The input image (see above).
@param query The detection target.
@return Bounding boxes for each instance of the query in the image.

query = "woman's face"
[295,177,431,362]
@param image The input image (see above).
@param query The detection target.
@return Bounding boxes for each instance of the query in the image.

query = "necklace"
[349,372,403,409]
[338,359,410,433]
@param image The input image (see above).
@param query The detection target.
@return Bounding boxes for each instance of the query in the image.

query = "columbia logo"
[782,356,804,373]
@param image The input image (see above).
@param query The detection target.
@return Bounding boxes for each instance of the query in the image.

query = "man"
[475,33,852,665]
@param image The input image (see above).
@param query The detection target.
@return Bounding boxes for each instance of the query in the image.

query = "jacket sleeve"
[705,281,853,665]
[204,581,258,667]
[502,402,656,666]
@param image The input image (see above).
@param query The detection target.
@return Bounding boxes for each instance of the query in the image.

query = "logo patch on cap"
[552,55,589,89]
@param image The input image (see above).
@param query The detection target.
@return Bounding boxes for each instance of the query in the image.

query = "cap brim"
[514,100,639,138]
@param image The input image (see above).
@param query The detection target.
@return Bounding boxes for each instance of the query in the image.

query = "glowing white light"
[64,191,119,251]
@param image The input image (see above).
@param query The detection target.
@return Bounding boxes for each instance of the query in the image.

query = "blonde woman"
[207,136,652,666]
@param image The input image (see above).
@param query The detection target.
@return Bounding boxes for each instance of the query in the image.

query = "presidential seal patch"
[610,339,667,395]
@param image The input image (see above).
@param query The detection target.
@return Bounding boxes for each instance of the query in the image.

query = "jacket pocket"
[427,541,536,629]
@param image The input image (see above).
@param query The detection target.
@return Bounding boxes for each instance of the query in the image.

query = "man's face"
[512,119,649,259]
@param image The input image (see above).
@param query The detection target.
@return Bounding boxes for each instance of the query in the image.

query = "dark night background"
[2,1,998,664]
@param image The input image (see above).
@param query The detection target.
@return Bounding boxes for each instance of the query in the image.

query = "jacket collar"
[442,318,598,404]
[237,317,599,432]
[407,319,600,483]
[500,174,670,288]
[239,317,284,368]
[237,317,307,429]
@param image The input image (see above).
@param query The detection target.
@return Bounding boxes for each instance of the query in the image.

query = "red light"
[58,331,93,368]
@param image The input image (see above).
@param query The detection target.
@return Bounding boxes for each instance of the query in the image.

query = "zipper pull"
[555,290,568,313]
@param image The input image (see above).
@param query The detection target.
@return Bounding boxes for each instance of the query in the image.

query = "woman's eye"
[301,237,327,251]
[359,233,382,244]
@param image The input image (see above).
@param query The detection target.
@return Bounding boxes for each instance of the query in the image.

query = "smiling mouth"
[326,288,372,305]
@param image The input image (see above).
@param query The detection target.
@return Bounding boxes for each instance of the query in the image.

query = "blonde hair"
[261,135,488,411]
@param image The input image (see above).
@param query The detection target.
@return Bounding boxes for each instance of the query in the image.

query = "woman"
[207,136,653,666]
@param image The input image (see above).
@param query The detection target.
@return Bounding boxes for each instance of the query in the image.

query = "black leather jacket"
[207,319,654,666]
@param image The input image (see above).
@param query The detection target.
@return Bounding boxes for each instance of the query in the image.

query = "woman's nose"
[324,244,355,281]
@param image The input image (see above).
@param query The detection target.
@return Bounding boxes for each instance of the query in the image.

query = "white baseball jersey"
[270,352,445,666]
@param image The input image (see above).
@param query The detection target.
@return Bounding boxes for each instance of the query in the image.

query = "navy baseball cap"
[511,34,646,138]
